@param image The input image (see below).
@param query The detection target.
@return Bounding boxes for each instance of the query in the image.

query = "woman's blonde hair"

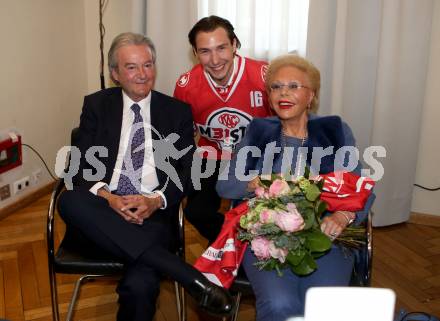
[265,54,321,113]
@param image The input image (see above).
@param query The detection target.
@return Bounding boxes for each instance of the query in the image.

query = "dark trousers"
[185,159,225,243]
[58,190,202,321]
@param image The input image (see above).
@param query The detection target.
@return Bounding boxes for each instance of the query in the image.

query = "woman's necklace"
[281,128,308,178]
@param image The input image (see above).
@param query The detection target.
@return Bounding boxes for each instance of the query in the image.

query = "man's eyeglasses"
[270,82,311,93]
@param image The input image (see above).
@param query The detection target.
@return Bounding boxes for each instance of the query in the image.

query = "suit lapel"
[104,88,123,182]
[150,91,168,187]
[150,91,167,137]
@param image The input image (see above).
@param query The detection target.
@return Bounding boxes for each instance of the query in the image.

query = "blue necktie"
[115,104,145,195]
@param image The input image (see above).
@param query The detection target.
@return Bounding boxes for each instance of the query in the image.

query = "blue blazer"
[217,115,375,222]
[243,115,348,175]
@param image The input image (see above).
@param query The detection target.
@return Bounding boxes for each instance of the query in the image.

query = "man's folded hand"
[121,194,162,222]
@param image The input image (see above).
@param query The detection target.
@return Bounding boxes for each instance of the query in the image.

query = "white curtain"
[131,0,146,34]
[197,0,309,60]
[306,0,435,226]
[143,0,199,95]
[142,0,309,94]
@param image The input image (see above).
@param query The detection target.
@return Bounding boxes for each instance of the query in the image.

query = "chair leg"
[49,266,60,321]
[180,284,186,321]
[65,274,109,321]
[174,281,181,321]
[174,281,186,321]
[66,275,92,321]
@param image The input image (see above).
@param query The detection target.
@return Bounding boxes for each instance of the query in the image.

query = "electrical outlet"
[12,180,22,195]
[0,184,11,200]
[32,168,43,184]
[23,176,30,188]
[12,176,31,195]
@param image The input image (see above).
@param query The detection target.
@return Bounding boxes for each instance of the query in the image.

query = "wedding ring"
[330,232,337,236]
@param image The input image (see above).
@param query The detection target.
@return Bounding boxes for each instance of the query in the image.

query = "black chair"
[47,178,187,321]
[227,211,374,321]
[47,128,187,321]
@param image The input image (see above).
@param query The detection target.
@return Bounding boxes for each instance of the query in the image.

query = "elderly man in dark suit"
[58,32,233,321]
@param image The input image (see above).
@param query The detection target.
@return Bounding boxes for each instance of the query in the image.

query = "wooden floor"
[0,194,439,321]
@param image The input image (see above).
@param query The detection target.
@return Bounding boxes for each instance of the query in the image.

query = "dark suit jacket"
[71,87,195,211]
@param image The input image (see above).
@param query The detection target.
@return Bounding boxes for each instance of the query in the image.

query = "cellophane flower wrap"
[238,172,365,276]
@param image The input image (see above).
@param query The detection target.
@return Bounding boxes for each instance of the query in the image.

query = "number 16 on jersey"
[250,91,263,108]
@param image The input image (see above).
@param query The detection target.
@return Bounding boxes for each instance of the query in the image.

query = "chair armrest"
[177,203,185,260]
[354,193,376,225]
[47,178,65,263]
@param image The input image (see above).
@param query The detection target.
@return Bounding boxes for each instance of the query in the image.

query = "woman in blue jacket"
[216,54,374,321]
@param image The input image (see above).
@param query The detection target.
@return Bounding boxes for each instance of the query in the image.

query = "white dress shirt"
[90,90,167,208]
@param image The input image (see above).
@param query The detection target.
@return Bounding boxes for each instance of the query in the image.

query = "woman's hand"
[320,211,356,240]
[247,176,262,193]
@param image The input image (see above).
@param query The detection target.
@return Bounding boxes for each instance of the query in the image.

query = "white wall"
[411,0,440,216]
[85,0,198,96]
[145,0,198,95]
[0,0,142,209]
[0,1,88,208]
[0,0,160,210]
[83,0,137,93]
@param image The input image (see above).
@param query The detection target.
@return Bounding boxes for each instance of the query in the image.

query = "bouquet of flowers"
[238,172,366,276]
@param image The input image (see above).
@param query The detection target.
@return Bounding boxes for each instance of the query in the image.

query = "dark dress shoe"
[187,279,235,316]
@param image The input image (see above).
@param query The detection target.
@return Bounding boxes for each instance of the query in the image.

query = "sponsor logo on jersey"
[217,86,229,95]
[197,108,252,151]
[261,64,268,82]
[177,72,190,87]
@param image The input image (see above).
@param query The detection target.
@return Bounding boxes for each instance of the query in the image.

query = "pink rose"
[255,186,266,198]
[286,202,299,213]
[259,209,276,224]
[274,210,305,232]
[269,179,290,197]
[251,237,271,260]
[268,241,288,263]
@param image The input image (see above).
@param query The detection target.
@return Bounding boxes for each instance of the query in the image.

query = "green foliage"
[304,167,311,178]
[237,229,254,242]
[316,178,324,190]
[315,200,328,217]
[279,193,304,204]
[258,223,282,235]
[302,208,316,230]
[274,233,302,250]
[260,177,272,188]
[255,259,278,271]
[291,252,317,275]
[286,248,306,266]
[305,230,332,252]
[304,183,321,202]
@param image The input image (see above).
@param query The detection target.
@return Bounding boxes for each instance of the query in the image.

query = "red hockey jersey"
[174,56,271,159]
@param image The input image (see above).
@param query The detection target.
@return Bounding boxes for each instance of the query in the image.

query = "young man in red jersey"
[174,15,271,243]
